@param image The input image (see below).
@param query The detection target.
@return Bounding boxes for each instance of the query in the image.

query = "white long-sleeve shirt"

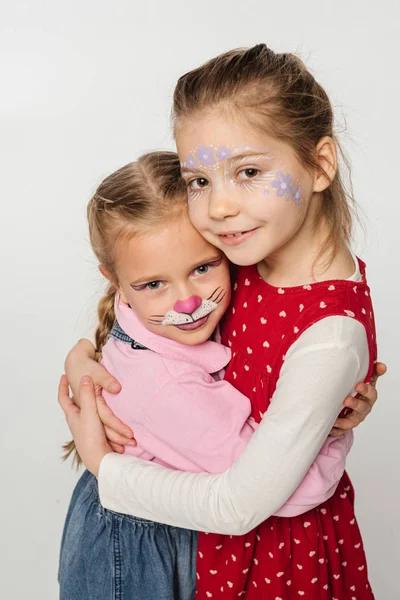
[98,311,369,535]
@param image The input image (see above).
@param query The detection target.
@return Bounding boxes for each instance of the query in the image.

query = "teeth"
[225,233,242,238]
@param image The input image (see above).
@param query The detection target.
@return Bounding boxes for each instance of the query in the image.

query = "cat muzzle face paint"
[150,287,226,330]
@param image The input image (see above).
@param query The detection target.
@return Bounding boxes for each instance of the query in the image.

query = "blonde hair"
[63,151,186,467]
[173,44,356,263]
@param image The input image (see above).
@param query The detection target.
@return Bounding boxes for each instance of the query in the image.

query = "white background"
[1,1,399,598]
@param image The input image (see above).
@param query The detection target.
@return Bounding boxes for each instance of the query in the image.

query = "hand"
[58,375,113,477]
[330,361,387,437]
[64,339,136,452]
[94,386,137,453]
[65,339,122,401]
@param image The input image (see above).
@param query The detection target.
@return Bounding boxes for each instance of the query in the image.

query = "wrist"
[65,339,96,370]
[93,448,114,478]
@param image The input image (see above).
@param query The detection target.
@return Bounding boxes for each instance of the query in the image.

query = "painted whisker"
[208,286,221,301]
[213,289,225,303]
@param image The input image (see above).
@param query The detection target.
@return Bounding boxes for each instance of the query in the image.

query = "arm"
[97,317,369,534]
[64,339,135,451]
[99,337,257,472]
[274,430,353,516]
[101,334,353,513]
[64,339,384,448]
[123,375,257,473]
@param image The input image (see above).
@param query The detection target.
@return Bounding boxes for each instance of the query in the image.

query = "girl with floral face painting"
[60,45,385,599]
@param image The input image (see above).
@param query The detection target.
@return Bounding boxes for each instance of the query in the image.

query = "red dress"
[195,259,377,599]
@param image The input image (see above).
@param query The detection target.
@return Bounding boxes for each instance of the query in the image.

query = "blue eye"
[146,281,164,290]
[191,257,223,277]
[193,264,210,275]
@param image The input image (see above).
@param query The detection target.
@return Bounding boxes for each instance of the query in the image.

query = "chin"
[182,334,209,346]
[223,247,267,267]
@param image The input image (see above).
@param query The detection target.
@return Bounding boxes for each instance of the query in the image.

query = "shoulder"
[101,338,172,384]
[286,316,369,367]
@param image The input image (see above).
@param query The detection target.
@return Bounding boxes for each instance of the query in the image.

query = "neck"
[258,215,354,287]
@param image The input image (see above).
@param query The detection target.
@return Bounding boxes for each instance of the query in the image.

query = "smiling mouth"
[217,228,259,245]
[175,315,210,331]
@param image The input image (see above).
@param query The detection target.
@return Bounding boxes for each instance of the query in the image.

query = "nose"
[174,295,202,314]
[208,187,240,221]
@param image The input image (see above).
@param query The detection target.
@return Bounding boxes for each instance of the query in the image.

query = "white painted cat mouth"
[162,299,218,326]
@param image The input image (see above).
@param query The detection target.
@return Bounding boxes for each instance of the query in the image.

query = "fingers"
[345,392,374,414]
[58,375,80,425]
[329,427,344,438]
[80,376,102,419]
[355,380,377,398]
[95,390,134,439]
[92,362,121,394]
[375,361,387,376]
[359,361,387,391]
[110,442,125,454]
[333,415,359,432]
[104,426,136,447]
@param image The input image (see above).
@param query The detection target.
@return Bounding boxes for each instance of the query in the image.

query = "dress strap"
[108,321,149,350]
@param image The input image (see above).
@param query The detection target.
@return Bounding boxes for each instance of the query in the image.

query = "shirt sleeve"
[98,316,370,534]
[273,429,354,516]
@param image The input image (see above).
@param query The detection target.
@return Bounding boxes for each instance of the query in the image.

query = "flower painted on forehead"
[184,154,197,170]
[271,171,293,201]
[215,146,231,161]
[196,146,216,166]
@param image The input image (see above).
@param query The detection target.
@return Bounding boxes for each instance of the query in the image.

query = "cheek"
[127,292,161,317]
[188,196,211,232]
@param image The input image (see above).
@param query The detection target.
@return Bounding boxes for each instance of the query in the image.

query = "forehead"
[176,111,290,170]
[176,112,263,150]
[116,215,218,276]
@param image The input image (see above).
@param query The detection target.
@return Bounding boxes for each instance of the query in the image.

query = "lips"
[176,314,210,331]
[217,228,259,246]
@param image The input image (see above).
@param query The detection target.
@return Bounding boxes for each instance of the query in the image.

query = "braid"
[95,285,117,355]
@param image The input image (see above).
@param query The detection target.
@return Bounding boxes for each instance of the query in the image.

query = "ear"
[98,264,112,281]
[313,136,337,193]
[98,265,129,303]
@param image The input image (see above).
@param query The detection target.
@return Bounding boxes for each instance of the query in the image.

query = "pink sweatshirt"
[101,296,352,517]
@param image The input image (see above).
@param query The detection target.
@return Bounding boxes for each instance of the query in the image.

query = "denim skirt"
[59,469,197,600]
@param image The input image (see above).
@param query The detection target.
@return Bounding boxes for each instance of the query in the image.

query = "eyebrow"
[129,254,223,286]
[181,152,273,175]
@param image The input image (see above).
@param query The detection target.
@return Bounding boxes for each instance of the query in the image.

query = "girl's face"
[176,112,318,267]
[112,212,231,346]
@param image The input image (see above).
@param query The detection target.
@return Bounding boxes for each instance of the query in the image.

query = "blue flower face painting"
[180,144,304,210]
[175,111,315,267]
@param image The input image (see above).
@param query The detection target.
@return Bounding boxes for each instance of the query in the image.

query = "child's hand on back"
[330,361,386,437]
[64,339,136,452]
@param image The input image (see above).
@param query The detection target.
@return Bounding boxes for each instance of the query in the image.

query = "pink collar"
[115,295,231,374]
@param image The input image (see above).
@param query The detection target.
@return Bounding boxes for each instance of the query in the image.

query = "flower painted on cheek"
[196,146,216,166]
[271,171,293,200]
[293,185,303,205]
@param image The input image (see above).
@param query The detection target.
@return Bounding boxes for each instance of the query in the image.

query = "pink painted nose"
[174,295,202,314]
